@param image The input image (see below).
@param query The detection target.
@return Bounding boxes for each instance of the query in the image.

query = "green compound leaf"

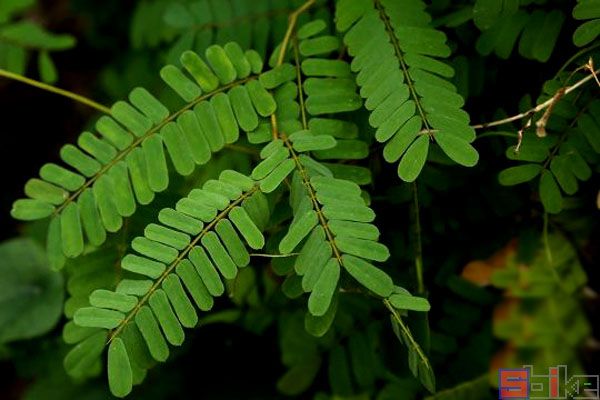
[10,42,290,266]
[336,0,478,182]
[70,171,268,397]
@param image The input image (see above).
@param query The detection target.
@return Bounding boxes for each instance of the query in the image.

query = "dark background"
[1,0,599,399]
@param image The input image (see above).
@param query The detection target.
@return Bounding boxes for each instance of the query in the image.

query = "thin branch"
[515,116,533,153]
[411,183,425,295]
[535,88,564,138]
[293,37,308,130]
[585,57,600,88]
[0,68,111,114]
[276,0,316,67]
[472,68,600,131]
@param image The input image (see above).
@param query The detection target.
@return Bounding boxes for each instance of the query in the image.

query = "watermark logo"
[498,365,599,399]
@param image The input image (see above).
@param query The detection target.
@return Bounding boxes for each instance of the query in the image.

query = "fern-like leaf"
[67,170,268,397]
[251,130,434,389]
[248,28,434,386]
[10,42,285,268]
[266,19,371,182]
[335,0,478,182]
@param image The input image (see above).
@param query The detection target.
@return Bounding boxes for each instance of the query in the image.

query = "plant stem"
[276,0,316,66]
[269,0,316,139]
[0,68,111,114]
[412,182,425,295]
[471,68,600,131]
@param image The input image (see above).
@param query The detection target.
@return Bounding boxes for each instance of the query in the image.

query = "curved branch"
[0,68,111,114]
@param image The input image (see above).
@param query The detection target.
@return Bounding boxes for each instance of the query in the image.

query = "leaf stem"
[276,0,316,66]
[384,299,432,371]
[0,68,111,114]
[293,37,308,130]
[412,183,425,295]
[280,135,345,266]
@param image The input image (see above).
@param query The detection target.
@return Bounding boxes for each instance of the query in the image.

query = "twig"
[411,183,425,295]
[535,87,564,138]
[472,67,600,131]
[269,0,316,140]
[585,57,600,88]
[276,0,316,67]
[0,68,111,114]
[516,115,533,153]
